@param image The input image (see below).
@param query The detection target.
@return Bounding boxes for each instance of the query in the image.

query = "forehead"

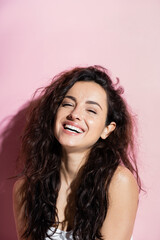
[66,81,107,103]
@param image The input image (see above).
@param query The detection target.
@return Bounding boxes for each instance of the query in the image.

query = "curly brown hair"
[18,65,141,240]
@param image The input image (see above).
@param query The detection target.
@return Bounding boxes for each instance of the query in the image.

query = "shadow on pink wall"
[0,105,29,240]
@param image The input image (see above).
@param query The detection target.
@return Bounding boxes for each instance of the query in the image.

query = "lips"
[64,124,83,133]
[63,121,85,134]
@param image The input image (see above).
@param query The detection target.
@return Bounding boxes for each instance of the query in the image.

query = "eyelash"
[87,109,97,114]
[62,103,73,107]
[62,103,97,114]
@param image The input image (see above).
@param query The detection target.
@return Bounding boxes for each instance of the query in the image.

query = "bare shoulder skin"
[13,178,30,240]
[100,166,139,240]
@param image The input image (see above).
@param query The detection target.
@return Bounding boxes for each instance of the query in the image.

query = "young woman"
[13,66,140,240]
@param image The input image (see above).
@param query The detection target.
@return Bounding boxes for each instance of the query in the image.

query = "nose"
[67,106,82,121]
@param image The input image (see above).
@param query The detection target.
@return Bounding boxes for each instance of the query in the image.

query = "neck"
[60,149,89,186]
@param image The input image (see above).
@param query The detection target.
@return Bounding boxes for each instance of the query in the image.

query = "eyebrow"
[64,95,102,110]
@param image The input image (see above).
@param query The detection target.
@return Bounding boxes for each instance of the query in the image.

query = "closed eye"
[62,103,73,107]
[87,109,97,114]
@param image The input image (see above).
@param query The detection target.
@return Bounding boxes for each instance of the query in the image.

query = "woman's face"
[54,81,114,153]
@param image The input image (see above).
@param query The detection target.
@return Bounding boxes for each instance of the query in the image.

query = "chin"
[62,143,79,149]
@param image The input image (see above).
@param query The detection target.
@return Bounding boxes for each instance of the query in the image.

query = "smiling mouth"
[64,124,84,133]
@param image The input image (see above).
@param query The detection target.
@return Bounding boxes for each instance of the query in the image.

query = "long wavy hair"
[18,66,141,240]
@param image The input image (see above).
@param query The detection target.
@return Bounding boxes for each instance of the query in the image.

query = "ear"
[100,122,116,139]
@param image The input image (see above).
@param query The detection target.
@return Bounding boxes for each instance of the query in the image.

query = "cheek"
[53,113,60,135]
[54,108,68,135]
[54,109,63,125]
[88,117,105,127]
[56,107,70,119]
[87,118,97,129]
[88,117,106,135]
[53,120,58,137]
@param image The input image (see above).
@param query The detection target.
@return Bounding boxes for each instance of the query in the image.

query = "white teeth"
[64,124,83,133]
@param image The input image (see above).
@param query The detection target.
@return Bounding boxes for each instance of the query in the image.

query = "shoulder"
[13,177,26,191]
[13,177,26,199]
[13,178,27,239]
[13,177,26,215]
[107,165,139,221]
[100,166,139,239]
[108,165,139,201]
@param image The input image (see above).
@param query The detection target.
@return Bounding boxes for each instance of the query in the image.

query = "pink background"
[0,0,160,239]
